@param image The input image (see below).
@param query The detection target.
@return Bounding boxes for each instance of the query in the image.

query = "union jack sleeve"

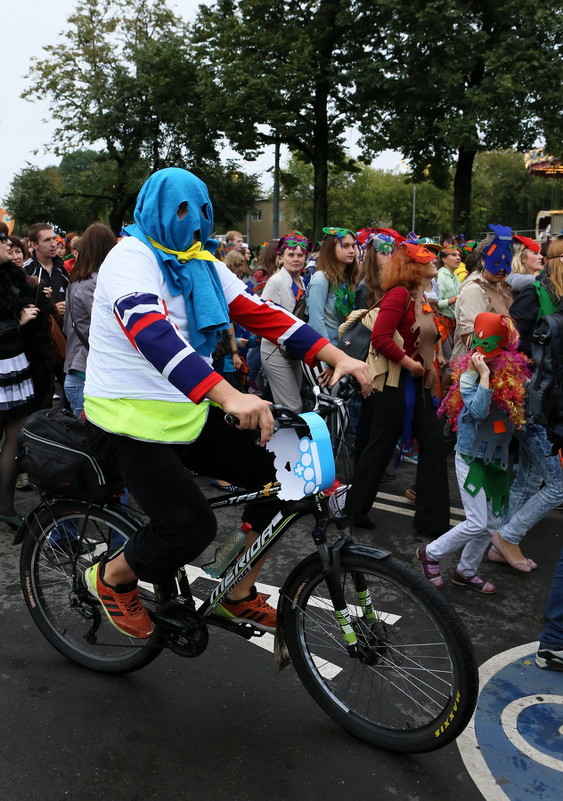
[228,293,328,364]
[114,293,222,403]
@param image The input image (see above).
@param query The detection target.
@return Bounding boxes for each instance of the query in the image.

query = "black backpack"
[18,408,112,499]
[529,308,563,449]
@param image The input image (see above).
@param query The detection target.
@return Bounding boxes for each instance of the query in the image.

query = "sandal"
[490,532,533,573]
[452,571,496,594]
[416,545,444,588]
[209,478,242,493]
[487,544,537,570]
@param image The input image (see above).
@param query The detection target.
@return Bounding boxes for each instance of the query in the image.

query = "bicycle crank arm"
[152,600,209,657]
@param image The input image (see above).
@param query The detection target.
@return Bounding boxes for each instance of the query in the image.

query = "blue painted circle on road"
[457,643,563,801]
[515,702,563,760]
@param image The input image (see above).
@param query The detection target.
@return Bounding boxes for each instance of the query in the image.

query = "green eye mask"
[473,333,502,353]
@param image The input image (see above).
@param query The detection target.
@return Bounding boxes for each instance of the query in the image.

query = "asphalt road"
[1,456,562,801]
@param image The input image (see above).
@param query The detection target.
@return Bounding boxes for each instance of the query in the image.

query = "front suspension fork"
[313,519,377,655]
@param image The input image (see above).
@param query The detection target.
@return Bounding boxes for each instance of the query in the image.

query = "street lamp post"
[272,140,280,240]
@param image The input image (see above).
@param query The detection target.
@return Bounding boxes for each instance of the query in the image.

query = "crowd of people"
[1,166,562,671]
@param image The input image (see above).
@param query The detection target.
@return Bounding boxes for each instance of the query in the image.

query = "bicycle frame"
[176,483,392,663]
[200,490,332,616]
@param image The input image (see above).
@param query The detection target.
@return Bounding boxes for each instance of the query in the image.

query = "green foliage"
[18,0,562,236]
[7,166,66,231]
[470,151,560,233]
[186,161,261,232]
[6,151,260,236]
[193,0,385,237]
[354,0,563,230]
[5,150,138,232]
[282,156,453,237]
[24,0,222,231]
[281,150,556,238]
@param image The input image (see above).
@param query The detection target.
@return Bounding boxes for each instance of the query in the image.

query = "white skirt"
[0,352,35,417]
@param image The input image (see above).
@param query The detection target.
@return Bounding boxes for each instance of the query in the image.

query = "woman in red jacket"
[345,242,450,534]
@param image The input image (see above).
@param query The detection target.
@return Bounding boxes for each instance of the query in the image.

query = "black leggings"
[346,373,450,535]
[86,407,278,583]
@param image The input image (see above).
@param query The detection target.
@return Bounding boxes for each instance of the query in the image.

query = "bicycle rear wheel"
[20,500,165,674]
[281,546,479,753]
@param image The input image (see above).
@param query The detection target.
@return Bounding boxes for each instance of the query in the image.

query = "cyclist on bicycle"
[83,168,373,638]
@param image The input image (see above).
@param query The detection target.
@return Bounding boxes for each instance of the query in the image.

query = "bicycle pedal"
[206,613,257,640]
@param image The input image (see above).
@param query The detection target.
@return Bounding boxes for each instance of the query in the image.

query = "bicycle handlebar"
[224,405,310,430]
[224,393,344,431]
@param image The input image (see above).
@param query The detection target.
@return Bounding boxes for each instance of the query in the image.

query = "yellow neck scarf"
[147,237,221,265]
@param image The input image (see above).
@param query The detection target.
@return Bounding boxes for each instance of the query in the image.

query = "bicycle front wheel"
[20,500,165,674]
[281,547,479,753]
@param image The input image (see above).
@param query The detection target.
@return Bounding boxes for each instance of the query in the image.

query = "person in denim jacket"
[417,313,531,594]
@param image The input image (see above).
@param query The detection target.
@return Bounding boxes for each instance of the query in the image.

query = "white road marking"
[501,695,563,772]
[373,500,465,527]
[456,642,541,801]
[184,566,400,678]
[378,491,466,517]
[184,565,344,677]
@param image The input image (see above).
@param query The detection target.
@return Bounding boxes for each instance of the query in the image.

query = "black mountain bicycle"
[16,391,478,754]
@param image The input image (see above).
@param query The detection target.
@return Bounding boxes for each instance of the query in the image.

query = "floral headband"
[276,230,312,255]
[322,226,356,245]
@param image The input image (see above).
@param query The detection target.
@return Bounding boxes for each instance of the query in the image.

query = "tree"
[6,165,67,231]
[193,0,385,240]
[6,151,261,235]
[195,161,261,232]
[281,156,453,236]
[281,149,554,238]
[24,0,222,232]
[354,0,563,234]
[470,151,559,234]
[6,150,148,232]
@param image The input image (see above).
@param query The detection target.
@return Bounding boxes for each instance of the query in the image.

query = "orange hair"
[380,248,430,292]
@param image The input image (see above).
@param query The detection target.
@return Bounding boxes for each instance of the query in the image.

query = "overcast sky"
[2,0,400,207]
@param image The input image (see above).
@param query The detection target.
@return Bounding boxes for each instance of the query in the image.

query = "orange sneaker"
[216,587,277,631]
[84,562,155,639]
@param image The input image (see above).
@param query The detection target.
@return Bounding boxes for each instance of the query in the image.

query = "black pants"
[86,407,278,583]
[346,373,450,535]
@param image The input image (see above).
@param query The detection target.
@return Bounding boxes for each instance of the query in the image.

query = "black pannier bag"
[18,408,111,499]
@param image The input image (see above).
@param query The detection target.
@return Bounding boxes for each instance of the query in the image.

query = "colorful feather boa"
[439,349,532,431]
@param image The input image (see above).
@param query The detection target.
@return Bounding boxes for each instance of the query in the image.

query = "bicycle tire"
[20,500,165,674]
[280,545,479,753]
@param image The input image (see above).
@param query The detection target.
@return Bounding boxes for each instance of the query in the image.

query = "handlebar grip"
[224,406,300,430]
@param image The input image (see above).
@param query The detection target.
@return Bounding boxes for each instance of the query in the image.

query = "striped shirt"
[84,237,327,441]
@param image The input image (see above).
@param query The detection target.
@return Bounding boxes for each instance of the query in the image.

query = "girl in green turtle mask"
[418,313,531,594]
